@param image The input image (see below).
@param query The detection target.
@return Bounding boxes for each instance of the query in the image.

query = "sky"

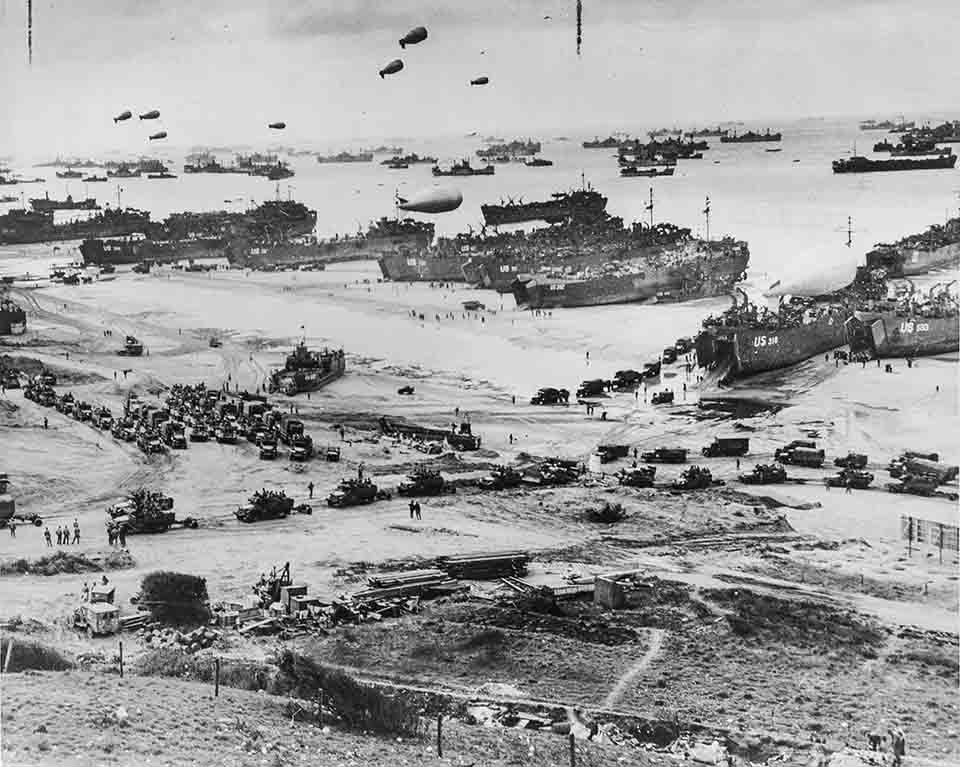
[1,0,957,158]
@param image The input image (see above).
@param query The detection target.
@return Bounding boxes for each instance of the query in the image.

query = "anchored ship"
[267,341,346,396]
[865,217,960,276]
[720,130,782,143]
[432,159,495,177]
[316,151,373,164]
[481,187,608,226]
[582,137,621,149]
[0,206,152,245]
[476,139,541,159]
[30,193,100,212]
[832,154,957,173]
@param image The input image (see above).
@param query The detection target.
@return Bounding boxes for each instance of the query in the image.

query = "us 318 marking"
[753,335,780,348]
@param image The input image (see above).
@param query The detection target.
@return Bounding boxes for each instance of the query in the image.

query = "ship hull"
[847,311,959,358]
[696,311,849,380]
[378,253,470,282]
[81,238,227,265]
[866,241,960,277]
[833,155,957,173]
[512,250,749,309]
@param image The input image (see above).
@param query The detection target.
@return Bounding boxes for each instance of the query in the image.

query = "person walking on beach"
[73,519,80,545]
[414,501,422,520]
[8,519,15,538]
[43,416,48,429]
[307,481,314,500]
[409,499,416,519]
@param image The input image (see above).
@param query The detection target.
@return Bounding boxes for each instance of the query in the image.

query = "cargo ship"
[864,217,960,276]
[832,154,957,173]
[183,153,240,174]
[477,139,541,159]
[582,136,621,149]
[481,187,608,226]
[0,295,26,335]
[107,164,142,178]
[512,236,749,309]
[380,153,437,165]
[695,270,888,382]
[720,130,782,143]
[30,193,100,212]
[686,127,729,137]
[316,151,373,164]
[432,159,495,177]
[860,119,899,131]
[267,342,346,396]
[55,169,84,179]
[0,206,152,245]
[847,288,959,359]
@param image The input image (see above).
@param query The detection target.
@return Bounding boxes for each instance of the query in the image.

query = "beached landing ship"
[481,187,608,226]
[847,285,959,359]
[267,342,346,396]
[864,217,960,276]
[0,206,152,245]
[512,236,749,310]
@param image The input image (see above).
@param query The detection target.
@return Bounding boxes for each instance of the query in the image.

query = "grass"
[0,549,135,576]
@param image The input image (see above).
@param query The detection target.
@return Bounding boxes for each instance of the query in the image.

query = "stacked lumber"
[354,568,460,601]
[441,550,529,580]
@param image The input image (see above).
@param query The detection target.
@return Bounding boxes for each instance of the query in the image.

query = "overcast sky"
[1,0,956,157]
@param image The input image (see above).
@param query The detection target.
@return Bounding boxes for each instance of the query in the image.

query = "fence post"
[569,732,576,767]
[318,690,323,728]
[118,640,123,678]
[436,713,443,757]
[3,638,14,673]
[907,517,912,557]
[939,524,944,565]
[214,657,220,697]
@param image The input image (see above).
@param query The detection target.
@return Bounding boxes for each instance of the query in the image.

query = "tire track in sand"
[601,627,666,710]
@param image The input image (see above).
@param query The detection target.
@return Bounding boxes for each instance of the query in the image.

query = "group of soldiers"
[41,520,81,547]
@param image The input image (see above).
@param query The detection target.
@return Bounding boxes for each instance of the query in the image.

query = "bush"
[140,571,210,624]
[0,550,135,576]
[0,636,74,672]
[583,501,627,524]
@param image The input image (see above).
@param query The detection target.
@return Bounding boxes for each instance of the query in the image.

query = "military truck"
[397,466,454,496]
[162,421,187,450]
[478,465,524,491]
[324,446,342,462]
[651,390,674,405]
[327,477,391,507]
[739,464,787,484]
[215,421,238,444]
[611,370,643,390]
[117,335,144,356]
[290,435,315,461]
[234,489,297,523]
[702,437,749,457]
[597,444,630,464]
[617,466,656,487]
[258,433,278,460]
[74,401,93,422]
[137,430,165,454]
[106,489,193,535]
[661,347,678,364]
[671,466,719,490]
[640,447,688,464]
[530,387,570,405]
[888,454,958,484]
[887,475,959,501]
[576,379,607,398]
[92,407,114,430]
[189,423,211,442]
[278,415,305,445]
[55,393,75,415]
[834,452,868,470]
[774,442,825,468]
[825,468,874,489]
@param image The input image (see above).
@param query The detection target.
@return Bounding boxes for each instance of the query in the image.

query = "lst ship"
[846,285,958,359]
[864,217,960,276]
[481,187,607,226]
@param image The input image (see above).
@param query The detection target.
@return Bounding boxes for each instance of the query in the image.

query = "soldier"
[409,499,416,519]
[43,526,52,547]
[414,501,422,520]
[307,481,314,499]
[118,526,127,548]
[73,519,80,544]
[43,416,48,429]
[55,526,62,545]
[8,518,15,538]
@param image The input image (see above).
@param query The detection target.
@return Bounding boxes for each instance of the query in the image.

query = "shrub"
[0,550,135,576]
[140,571,210,624]
[583,501,627,524]
[0,636,74,672]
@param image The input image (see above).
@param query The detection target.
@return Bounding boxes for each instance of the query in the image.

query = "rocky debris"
[140,624,221,653]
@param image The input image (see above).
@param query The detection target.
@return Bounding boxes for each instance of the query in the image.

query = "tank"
[640,447,688,463]
[478,465,524,490]
[671,466,717,490]
[825,469,874,489]
[397,466,454,496]
[617,466,656,487]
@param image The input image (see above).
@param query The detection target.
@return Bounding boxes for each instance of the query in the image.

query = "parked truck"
[774,442,825,468]
[162,421,187,450]
[702,437,750,458]
[640,447,688,464]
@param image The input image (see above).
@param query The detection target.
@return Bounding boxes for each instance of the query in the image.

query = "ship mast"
[645,187,654,227]
[703,196,711,242]
[846,216,853,248]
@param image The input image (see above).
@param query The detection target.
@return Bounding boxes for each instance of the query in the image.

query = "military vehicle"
[397,466,455,496]
[598,444,630,463]
[111,418,136,441]
[640,447,688,463]
[524,458,583,486]
[888,454,958,484]
[137,430,165,454]
[106,489,193,535]
[775,442,825,468]
[674,337,694,354]
[662,347,678,364]
[617,466,656,487]
[189,423,211,442]
[258,433,278,459]
[530,387,570,405]
[825,468,874,489]
[651,390,675,405]
[327,476,391,507]
[235,489,302,523]
[642,361,661,379]
[478,465,524,490]
[576,379,607,398]
[702,437,750,457]
[671,466,719,490]
[611,370,643,390]
[278,415,304,445]
[162,421,187,449]
[72,401,93,422]
[834,452,868,469]
[215,421,239,444]
[324,446,342,462]
[398,385,415,395]
[74,601,119,638]
[55,392,75,415]
[290,435,315,461]
[739,464,788,484]
[1,369,20,389]
[448,423,482,451]
[117,335,144,356]
[91,407,114,430]
[887,475,959,501]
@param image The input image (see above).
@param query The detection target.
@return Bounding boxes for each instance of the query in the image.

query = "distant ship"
[524,157,554,167]
[864,217,960,276]
[720,130,782,143]
[316,151,374,164]
[80,236,226,265]
[481,187,608,226]
[107,164,142,178]
[83,175,108,183]
[147,172,177,180]
[432,159,495,177]
[512,235,749,310]
[183,153,239,174]
[873,139,954,157]
[377,249,470,282]
[0,295,27,335]
[686,127,729,138]
[620,166,675,178]
[477,139,541,159]
[381,153,437,165]
[582,136,620,149]
[832,154,957,173]
[859,119,899,131]
[55,169,84,179]
[30,193,100,212]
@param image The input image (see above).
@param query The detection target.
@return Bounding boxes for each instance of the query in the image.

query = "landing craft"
[397,187,463,214]
[139,110,161,120]
[114,110,132,124]
[379,59,404,78]
[399,26,427,49]
[269,122,286,130]
[470,76,489,86]
[149,131,167,141]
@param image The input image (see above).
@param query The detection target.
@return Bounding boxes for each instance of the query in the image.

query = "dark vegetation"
[0,636,74,672]
[139,571,210,624]
[0,550,134,577]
